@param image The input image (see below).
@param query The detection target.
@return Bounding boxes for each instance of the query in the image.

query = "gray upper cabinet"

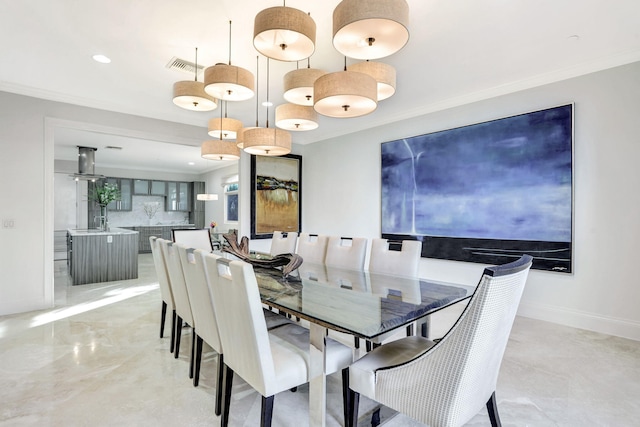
[133,179,150,195]
[150,180,166,196]
[166,181,191,212]
[106,178,132,211]
[134,179,167,196]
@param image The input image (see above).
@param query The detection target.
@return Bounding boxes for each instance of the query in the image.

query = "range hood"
[70,146,106,182]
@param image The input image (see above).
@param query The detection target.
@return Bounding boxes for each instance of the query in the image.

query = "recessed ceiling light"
[262,101,273,107]
[188,162,195,165]
[92,54,111,64]
[567,35,580,41]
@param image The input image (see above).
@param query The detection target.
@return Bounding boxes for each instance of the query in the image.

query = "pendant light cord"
[194,47,199,82]
[255,56,259,127]
[266,57,270,128]
[228,21,232,65]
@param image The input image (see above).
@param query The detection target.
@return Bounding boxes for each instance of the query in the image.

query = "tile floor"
[1,254,639,426]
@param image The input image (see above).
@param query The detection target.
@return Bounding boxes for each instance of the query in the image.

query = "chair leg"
[174,315,183,359]
[189,327,195,379]
[260,395,275,427]
[215,354,224,416]
[354,336,360,349]
[486,391,502,427]
[221,364,234,427]
[160,301,167,338]
[406,322,413,336]
[348,388,360,427]
[169,310,176,353]
[371,407,381,426]
[342,368,350,427]
[193,335,203,387]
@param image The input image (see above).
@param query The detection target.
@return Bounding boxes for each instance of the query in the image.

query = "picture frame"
[381,104,574,273]
[250,153,302,239]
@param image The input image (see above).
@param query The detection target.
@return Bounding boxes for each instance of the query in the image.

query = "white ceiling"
[2,0,639,174]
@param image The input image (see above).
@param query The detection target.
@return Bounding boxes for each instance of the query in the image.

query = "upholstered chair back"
[150,237,174,310]
[324,236,368,270]
[172,228,214,251]
[159,240,193,326]
[295,233,329,264]
[270,231,298,256]
[369,238,422,277]
[177,246,222,353]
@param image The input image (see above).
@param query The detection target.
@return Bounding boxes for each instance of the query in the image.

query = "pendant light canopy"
[201,139,241,161]
[314,69,377,118]
[283,66,326,106]
[243,127,292,156]
[254,6,316,62]
[276,104,318,131]
[173,48,218,111]
[204,21,255,101]
[348,61,396,101]
[333,0,410,60]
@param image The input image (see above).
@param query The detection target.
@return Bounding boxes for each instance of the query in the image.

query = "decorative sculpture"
[222,230,303,276]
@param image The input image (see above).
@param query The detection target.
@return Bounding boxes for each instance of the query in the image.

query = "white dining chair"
[325,236,368,270]
[269,231,298,256]
[172,228,214,252]
[176,245,225,416]
[149,236,176,352]
[367,238,423,349]
[295,233,329,264]
[203,253,353,427]
[325,236,368,349]
[346,255,533,427]
[159,239,195,377]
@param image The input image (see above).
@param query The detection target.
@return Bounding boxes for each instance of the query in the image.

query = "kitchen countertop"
[68,228,139,236]
[122,224,195,227]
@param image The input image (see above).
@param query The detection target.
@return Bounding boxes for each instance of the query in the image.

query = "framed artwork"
[250,153,302,239]
[381,104,574,273]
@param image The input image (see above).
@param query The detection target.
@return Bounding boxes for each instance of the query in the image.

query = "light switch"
[107,235,113,243]
[2,219,15,228]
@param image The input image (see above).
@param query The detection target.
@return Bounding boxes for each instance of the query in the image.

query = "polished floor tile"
[1,255,639,426]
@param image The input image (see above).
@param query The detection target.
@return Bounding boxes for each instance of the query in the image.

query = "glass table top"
[251,262,475,340]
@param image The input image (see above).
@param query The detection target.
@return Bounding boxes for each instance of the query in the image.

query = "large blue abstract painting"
[381,104,573,272]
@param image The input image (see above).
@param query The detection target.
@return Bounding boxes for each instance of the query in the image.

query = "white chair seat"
[349,335,435,398]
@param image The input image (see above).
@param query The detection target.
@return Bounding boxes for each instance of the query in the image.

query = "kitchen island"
[67,228,139,285]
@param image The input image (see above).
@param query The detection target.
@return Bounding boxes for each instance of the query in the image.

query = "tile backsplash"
[107,196,191,227]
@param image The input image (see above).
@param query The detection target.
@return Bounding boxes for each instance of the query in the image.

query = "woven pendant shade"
[201,139,241,160]
[207,117,243,140]
[254,6,316,62]
[348,61,396,101]
[333,0,410,60]
[172,81,218,111]
[204,64,255,101]
[283,67,327,106]
[314,70,377,118]
[243,127,292,156]
[276,104,318,131]
[235,126,258,149]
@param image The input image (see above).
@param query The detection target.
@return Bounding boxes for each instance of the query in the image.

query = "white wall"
[200,163,239,233]
[302,61,640,341]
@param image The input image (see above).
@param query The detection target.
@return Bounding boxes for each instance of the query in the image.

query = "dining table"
[242,259,476,427]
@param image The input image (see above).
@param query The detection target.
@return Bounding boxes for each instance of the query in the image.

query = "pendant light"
[244,58,292,156]
[208,101,242,140]
[237,56,261,149]
[314,57,377,118]
[348,60,396,101]
[283,59,326,106]
[276,103,318,131]
[333,0,410,60]
[172,48,218,111]
[254,2,316,62]
[201,139,240,160]
[204,21,255,101]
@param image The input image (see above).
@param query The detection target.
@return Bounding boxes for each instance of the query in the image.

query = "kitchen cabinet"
[166,181,191,211]
[133,179,166,196]
[106,178,132,211]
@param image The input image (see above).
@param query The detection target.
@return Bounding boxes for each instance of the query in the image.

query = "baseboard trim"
[517,302,640,341]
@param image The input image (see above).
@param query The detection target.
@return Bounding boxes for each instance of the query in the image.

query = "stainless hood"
[70,146,106,181]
